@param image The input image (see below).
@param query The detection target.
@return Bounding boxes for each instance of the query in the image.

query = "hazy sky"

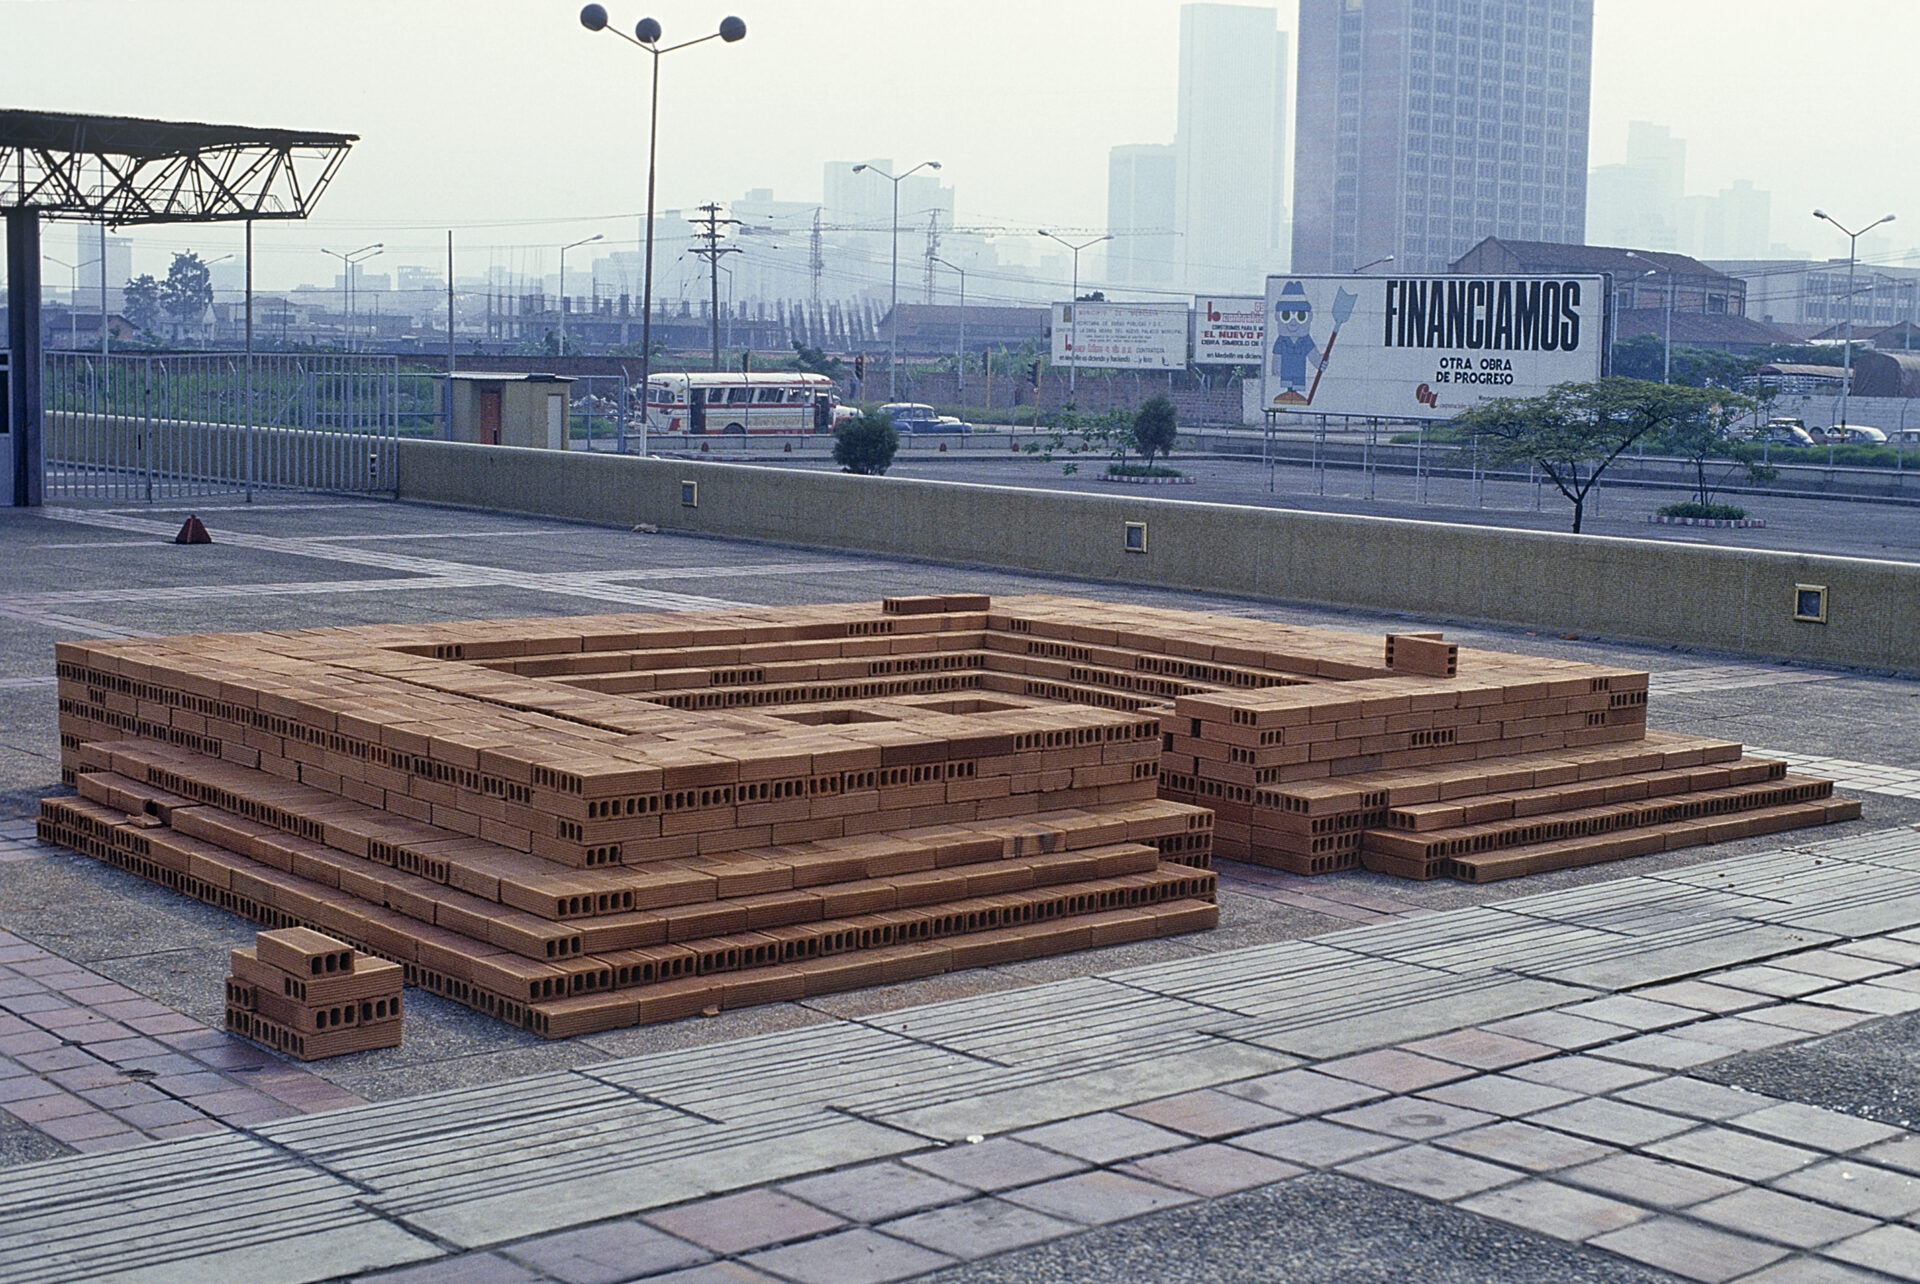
[7,0,1915,291]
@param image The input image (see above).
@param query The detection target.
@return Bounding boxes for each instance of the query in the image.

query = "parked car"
[1758,417,1817,447]
[1835,425,1888,445]
[880,402,971,434]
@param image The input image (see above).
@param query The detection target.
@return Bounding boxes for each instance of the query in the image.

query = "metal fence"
[42,353,416,502]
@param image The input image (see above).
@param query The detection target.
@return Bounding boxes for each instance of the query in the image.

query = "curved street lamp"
[1813,209,1896,431]
[580,7,746,431]
[853,160,941,399]
[1625,251,1675,384]
[558,233,603,353]
[1038,229,1111,394]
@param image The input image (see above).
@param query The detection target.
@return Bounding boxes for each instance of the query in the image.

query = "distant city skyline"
[9,0,1920,304]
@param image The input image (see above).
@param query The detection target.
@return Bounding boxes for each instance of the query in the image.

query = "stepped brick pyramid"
[225,927,403,1060]
[39,594,1854,1038]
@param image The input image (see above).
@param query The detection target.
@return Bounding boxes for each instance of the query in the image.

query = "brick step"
[1439,798,1864,883]
[1379,758,1787,833]
[1360,776,1839,880]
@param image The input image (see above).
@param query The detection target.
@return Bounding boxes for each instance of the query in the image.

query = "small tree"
[123,274,162,333]
[832,409,899,475]
[1132,395,1178,468]
[1650,391,1778,509]
[790,341,845,378]
[1456,377,1726,533]
[159,251,214,336]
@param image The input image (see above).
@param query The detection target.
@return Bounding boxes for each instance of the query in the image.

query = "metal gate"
[42,353,404,501]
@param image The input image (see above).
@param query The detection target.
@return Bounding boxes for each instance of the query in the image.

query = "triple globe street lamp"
[854,160,941,400]
[579,6,745,413]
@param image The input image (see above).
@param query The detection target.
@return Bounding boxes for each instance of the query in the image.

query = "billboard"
[1051,301,1188,371]
[1193,295,1266,365]
[1260,274,1607,419]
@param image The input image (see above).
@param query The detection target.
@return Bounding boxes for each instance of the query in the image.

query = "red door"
[479,390,502,445]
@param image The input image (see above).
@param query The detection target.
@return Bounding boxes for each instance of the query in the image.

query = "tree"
[1455,377,1727,533]
[1132,395,1178,468]
[159,252,214,335]
[123,274,162,334]
[789,341,844,378]
[832,409,899,475]
[1648,390,1777,509]
[1609,334,1752,388]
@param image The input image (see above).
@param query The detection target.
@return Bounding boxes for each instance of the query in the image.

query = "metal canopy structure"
[3,109,356,507]
[0,109,356,224]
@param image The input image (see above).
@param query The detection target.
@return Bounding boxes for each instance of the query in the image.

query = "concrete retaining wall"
[390,436,1916,673]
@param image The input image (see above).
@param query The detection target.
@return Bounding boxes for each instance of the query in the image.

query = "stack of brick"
[225,927,402,1060]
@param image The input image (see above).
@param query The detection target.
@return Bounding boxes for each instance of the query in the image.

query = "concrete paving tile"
[1457,1178,1650,1240]
[1859,1136,1920,1177]
[358,1252,546,1284]
[1729,1102,1904,1154]
[1822,1224,1920,1280]
[3,1089,97,1123]
[1217,1067,1384,1115]
[1613,1077,1777,1122]
[1689,1186,1878,1250]
[877,1197,1077,1259]
[1767,951,1901,983]
[0,1074,62,1105]
[1864,969,1920,995]
[1836,938,1920,968]
[82,1035,171,1063]
[1525,1097,1696,1147]
[23,1047,104,1076]
[1591,1032,1742,1071]
[1316,1048,1473,1093]
[1772,1159,1920,1220]
[35,1110,135,1143]
[1013,1111,1190,1164]
[148,1119,225,1140]
[1806,983,1920,1016]
[1325,1098,1496,1141]
[645,1265,781,1284]
[1399,1028,1556,1070]
[1560,995,1707,1032]
[0,1028,61,1056]
[1736,1003,1874,1036]
[645,1190,844,1255]
[504,1219,710,1284]
[1736,1260,1891,1284]
[1000,1169,1196,1225]
[1677,1017,1816,1054]
[1416,1072,1584,1119]
[76,1081,168,1110]
[1631,980,1777,1014]
[1645,1126,1822,1182]
[1120,1088,1293,1139]
[1116,1142,1303,1197]
[1508,1054,1663,1095]
[779,1161,972,1223]
[1710,965,1843,999]
[742,1228,954,1284]
[116,1099,210,1131]
[1560,1153,1747,1209]
[900,1137,1088,1193]
[1336,1142,1523,1202]
[1229,1118,1402,1168]
[1435,1120,1616,1173]
[1588,1216,1789,1282]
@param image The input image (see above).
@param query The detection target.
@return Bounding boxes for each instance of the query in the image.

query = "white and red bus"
[640,371,850,436]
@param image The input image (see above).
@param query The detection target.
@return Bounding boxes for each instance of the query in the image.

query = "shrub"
[832,410,899,475]
[1658,501,1747,521]
[1132,395,1178,467]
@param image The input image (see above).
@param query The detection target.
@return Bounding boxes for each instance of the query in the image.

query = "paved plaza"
[1,494,1919,1283]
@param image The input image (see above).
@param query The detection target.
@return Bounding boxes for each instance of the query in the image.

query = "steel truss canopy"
[0,109,357,225]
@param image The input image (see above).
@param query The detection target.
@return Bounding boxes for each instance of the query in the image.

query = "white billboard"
[1194,295,1266,365]
[1051,301,1188,371]
[1260,274,1607,419]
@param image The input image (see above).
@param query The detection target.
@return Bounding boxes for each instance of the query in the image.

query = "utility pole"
[922,210,942,304]
[809,208,824,309]
[689,202,741,371]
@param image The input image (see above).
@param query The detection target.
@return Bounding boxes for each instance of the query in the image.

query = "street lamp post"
[580,6,746,444]
[43,255,96,349]
[1625,251,1674,383]
[1814,209,1897,432]
[1351,254,1395,274]
[321,242,382,351]
[934,256,965,415]
[1037,230,1111,394]
[558,233,603,354]
[853,160,941,400]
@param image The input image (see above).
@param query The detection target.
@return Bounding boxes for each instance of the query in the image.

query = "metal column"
[7,209,44,506]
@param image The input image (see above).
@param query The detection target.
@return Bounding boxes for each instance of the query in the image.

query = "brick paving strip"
[0,823,1917,1281]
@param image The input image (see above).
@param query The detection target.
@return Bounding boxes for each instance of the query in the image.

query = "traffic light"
[854,354,866,381]
[1029,359,1041,387]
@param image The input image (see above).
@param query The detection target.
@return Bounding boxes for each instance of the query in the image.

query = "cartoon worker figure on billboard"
[1269,280,1322,404]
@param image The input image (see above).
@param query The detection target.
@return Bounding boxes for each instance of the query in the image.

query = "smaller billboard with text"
[1051,301,1188,370]
[1261,274,1607,419]
[1194,295,1266,365]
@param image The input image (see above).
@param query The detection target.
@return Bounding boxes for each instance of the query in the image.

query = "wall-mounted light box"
[680,481,698,508]
[1124,521,1148,554]
[1793,584,1827,624]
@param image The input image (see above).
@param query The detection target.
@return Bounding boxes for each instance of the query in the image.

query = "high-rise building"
[1107,144,1179,288]
[1588,121,1685,251]
[75,224,133,296]
[1174,4,1292,291]
[1292,0,1594,275]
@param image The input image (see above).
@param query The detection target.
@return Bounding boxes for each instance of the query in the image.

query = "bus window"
[727,388,750,405]
[756,388,784,403]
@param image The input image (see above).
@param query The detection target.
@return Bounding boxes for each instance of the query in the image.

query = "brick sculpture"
[39,594,1854,1038]
[225,927,403,1059]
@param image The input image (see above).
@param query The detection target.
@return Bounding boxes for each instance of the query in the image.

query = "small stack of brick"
[225,927,403,1060]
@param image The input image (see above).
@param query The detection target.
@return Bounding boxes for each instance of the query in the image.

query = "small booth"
[445,373,576,450]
